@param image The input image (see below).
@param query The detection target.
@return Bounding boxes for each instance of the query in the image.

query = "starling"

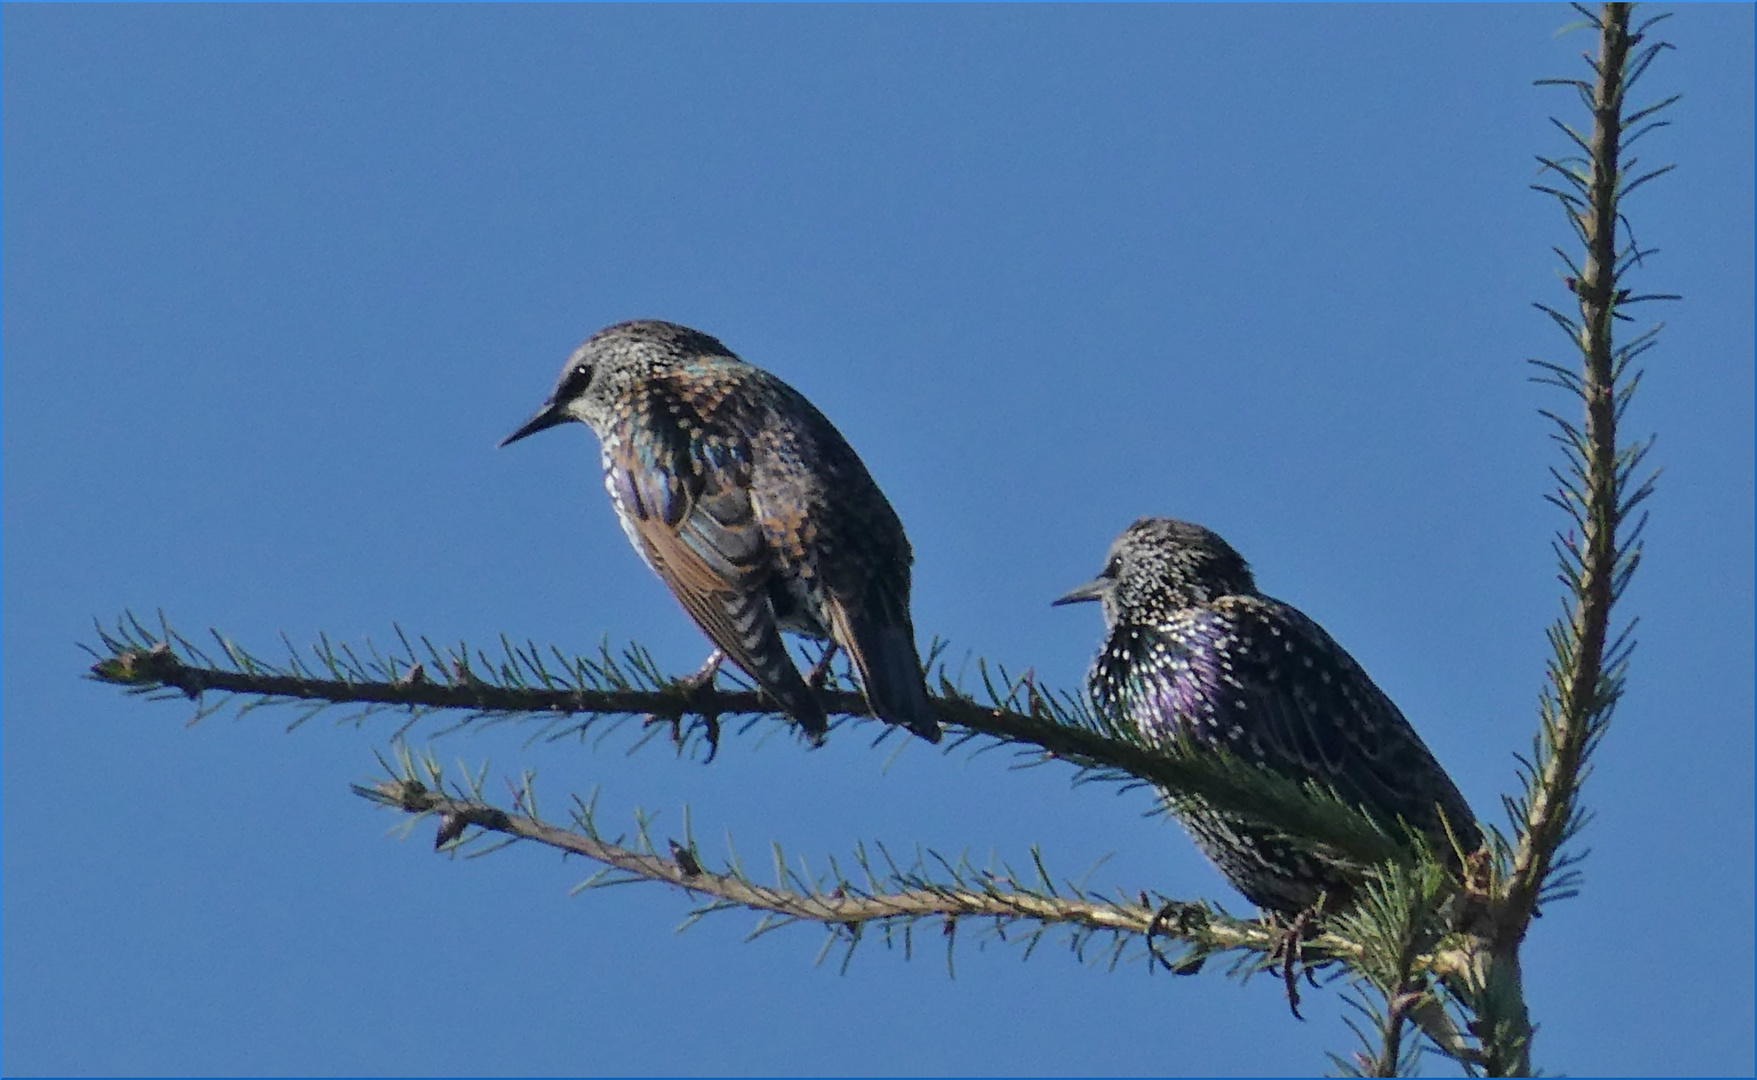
[1055,518,1479,915]
[501,320,941,745]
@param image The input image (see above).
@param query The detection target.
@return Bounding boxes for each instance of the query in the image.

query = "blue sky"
[3,5,1751,1076]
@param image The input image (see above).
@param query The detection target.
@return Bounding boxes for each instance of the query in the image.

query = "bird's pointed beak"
[1052,577,1112,607]
[499,401,570,448]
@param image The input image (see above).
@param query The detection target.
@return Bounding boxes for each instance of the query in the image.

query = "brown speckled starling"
[1055,518,1479,914]
[501,320,941,745]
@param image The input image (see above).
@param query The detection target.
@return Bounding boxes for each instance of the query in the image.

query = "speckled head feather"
[1054,518,1256,628]
[501,321,740,444]
[502,320,942,746]
[1057,517,1479,915]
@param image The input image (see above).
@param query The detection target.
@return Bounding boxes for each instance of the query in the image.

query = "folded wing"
[606,406,827,739]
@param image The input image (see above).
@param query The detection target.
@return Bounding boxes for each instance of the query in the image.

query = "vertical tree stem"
[1470,6,1642,1076]
[1506,0,1632,952]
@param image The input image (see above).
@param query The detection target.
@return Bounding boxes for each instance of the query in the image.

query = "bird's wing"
[605,394,823,731]
[1124,599,1478,847]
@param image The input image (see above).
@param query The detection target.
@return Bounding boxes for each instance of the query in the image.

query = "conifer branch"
[363,779,1227,947]
[85,614,1407,868]
[1330,856,1480,1076]
[355,750,1502,1072]
[1456,6,1673,1075]
[351,746,1361,974]
[1512,0,1668,954]
[67,8,1682,1074]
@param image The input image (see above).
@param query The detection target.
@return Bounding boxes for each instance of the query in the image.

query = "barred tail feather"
[831,605,941,743]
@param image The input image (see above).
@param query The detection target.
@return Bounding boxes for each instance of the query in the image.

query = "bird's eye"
[557,363,593,400]
[1103,557,1122,578]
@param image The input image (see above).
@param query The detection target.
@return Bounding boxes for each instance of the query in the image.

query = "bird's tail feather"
[833,607,942,743]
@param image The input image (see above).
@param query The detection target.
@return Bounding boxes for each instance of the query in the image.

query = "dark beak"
[1052,577,1111,607]
[499,402,570,448]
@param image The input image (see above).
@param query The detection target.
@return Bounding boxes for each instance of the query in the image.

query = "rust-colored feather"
[611,410,826,737]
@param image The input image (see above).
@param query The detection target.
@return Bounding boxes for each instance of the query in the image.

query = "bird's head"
[500,320,736,446]
[1053,517,1257,628]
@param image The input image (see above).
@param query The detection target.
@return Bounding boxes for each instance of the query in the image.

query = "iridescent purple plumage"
[1058,518,1479,914]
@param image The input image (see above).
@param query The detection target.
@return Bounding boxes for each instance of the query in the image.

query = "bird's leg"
[803,642,840,691]
[699,714,723,762]
[1267,912,1306,1020]
[1145,900,1207,976]
[1267,900,1326,1020]
[679,648,727,692]
[681,649,725,761]
[643,650,727,762]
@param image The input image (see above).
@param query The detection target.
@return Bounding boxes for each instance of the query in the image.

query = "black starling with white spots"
[1055,518,1478,915]
[501,320,941,745]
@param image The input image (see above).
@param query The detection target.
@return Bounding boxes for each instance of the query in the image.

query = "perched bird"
[500,319,941,745]
[1055,518,1479,915]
